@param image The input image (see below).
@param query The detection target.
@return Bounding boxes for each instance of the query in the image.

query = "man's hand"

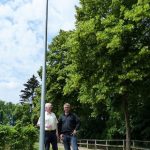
[60,134,64,140]
[72,129,77,135]
[45,125,52,129]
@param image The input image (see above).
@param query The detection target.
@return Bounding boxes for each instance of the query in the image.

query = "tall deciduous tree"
[39,30,107,138]
[46,30,82,114]
[63,0,150,149]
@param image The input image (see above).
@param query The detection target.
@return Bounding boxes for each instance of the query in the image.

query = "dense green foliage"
[0,100,38,150]
[0,124,38,150]
[0,101,16,125]
[0,100,34,126]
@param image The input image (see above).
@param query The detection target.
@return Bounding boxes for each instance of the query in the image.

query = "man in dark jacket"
[58,103,80,150]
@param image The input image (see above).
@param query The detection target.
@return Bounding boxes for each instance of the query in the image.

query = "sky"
[0,0,79,104]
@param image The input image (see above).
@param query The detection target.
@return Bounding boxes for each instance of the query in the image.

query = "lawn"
[34,142,63,150]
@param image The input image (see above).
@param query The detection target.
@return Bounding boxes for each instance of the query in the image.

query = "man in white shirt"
[37,103,58,150]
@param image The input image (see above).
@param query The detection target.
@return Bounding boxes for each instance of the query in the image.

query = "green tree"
[0,110,3,124]
[0,101,16,125]
[13,104,32,126]
[62,0,150,149]
[20,75,39,112]
[39,30,82,115]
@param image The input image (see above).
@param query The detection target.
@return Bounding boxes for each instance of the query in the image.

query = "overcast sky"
[0,0,79,104]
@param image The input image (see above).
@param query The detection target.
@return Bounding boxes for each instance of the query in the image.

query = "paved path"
[58,143,92,150]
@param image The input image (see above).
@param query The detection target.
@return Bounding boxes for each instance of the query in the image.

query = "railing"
[78,139,150,150]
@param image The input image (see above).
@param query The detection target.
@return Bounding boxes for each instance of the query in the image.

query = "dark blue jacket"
[58,113,80,135]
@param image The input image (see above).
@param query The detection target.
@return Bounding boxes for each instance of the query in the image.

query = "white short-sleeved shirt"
[37,112,58,131]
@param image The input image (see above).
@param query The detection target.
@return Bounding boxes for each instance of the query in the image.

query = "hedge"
[0,123,38,150]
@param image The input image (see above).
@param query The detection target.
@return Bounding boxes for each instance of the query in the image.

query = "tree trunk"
[123,95,131,150]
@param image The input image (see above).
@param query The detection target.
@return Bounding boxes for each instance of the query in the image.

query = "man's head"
[45,103,53,113]
[64,103,71,114]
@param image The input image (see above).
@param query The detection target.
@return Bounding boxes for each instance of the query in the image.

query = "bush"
[0,123,38,150]
[0,125,10,149]
[22,125,38,150]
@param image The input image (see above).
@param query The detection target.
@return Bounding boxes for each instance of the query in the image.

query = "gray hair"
[45,103,53,108]
[64,103,70,107]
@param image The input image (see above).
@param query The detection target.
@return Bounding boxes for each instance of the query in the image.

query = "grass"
[34,142,63,150]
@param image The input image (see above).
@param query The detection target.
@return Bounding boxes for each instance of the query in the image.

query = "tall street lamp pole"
[39,0,48,149]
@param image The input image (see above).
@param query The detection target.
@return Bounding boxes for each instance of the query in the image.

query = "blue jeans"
[63,134,78,150]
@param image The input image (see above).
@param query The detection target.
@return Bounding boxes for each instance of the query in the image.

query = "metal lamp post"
[39,0,49,149]
[29,97,33,113]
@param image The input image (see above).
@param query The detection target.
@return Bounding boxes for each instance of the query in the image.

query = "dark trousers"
[63,134,78,150]
[45,130,58,150]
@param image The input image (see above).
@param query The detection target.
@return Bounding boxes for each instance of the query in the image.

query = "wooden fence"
[78,139,150,150]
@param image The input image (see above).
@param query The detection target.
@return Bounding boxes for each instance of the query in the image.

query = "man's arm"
[75,114,80,131]
[72,114,80,135]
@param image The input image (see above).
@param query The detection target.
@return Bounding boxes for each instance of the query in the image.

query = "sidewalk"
[58,143,92,150]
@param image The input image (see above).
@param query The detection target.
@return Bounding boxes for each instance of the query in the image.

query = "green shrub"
[0,124,38,150]
[0,125,11,150]
[22,125,38,150]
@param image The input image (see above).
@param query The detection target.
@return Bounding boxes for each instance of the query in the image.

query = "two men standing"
[37,102,80,150]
